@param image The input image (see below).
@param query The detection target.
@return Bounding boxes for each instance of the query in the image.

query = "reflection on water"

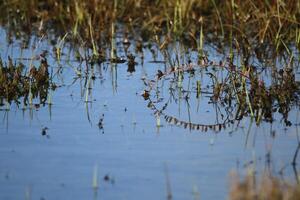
[0,30,300,200]
[143,53,300,132]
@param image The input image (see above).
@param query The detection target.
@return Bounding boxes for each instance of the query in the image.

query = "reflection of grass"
[229,172,300,200]
[0,0,299,57]
[143,55,300,131]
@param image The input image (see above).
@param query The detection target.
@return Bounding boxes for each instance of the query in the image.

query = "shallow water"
[0,30,300,200]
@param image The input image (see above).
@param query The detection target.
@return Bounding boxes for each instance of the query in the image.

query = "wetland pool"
[0,29,300,200]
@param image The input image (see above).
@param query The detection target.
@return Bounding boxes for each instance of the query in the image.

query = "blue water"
[0,30,300,200]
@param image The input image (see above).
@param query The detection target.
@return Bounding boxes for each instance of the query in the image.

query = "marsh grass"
[0,0,299,60]
[0,54,55,108]
[229,172,300,200]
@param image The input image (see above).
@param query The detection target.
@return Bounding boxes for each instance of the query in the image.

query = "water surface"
[0,30,300,200]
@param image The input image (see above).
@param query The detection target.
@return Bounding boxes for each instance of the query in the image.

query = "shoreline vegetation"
[0,0,299,59]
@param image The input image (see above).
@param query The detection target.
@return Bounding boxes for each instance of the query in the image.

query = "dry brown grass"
[0,0,299,55]
[229,172,300,200]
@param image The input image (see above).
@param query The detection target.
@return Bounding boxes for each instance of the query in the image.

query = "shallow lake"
[0,28,300,200]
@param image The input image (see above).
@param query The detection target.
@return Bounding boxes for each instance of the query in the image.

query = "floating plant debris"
[141,90,150,100]
[98,114,104,134]
[41,127,50,138]
[127,54,136,73]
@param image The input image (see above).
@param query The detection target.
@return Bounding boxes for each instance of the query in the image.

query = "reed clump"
[0,54,54,108]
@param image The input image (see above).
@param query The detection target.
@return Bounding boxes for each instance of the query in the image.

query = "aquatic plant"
[0,54,55,109]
